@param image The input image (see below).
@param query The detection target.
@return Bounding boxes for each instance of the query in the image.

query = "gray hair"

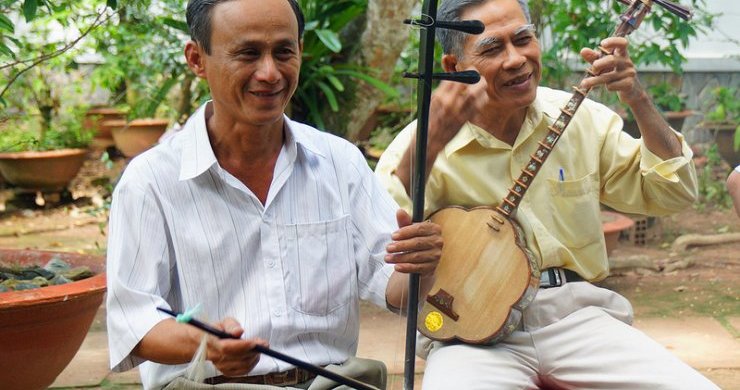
[186,0,305,54]
[437,0,531,57]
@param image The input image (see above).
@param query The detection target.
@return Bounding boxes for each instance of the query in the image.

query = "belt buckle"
[540,268,562,288]
[266,369,298,386]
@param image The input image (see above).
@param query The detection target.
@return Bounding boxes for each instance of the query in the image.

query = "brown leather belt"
[205,367,317,386]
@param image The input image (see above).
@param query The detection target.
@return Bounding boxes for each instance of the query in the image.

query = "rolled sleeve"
[635,130,698,214]
[106,172,173,372]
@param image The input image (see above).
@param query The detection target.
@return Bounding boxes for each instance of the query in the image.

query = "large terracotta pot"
[0,148,88,191]
[601,211,635,256]
[83,107,126,139]
[0,249,106,390]
[103,118,169,158]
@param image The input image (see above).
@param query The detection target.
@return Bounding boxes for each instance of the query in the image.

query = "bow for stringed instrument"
[418,0,692,345]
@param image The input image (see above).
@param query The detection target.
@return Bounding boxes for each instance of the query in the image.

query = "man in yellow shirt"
[375,0,718,388]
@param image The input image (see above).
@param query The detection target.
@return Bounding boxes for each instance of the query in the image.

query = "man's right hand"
[206,317,268,377]
[396,77,490,195]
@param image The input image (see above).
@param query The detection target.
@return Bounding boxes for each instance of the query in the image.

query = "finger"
[391,220,440,242]
[395,208,412,229]
[387,233,443,256]
[219,317,244,338]
[389,251,440,275]
[579,47,601,64]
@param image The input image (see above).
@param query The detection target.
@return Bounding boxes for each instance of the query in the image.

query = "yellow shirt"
[375,86,697,281]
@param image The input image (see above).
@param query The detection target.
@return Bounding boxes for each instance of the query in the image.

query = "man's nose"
[255,55,280,83]
[502,45,526,70]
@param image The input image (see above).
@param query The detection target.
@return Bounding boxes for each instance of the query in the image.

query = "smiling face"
[445,0,541,113]
[187,0,302,128]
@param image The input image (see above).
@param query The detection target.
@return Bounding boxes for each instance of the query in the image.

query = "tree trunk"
[342,0,416,143]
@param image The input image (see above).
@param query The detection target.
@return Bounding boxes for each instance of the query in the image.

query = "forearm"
[133,319,203,365]
[395,136,445,197]
[625,89,683,159]
[385,271,435,313]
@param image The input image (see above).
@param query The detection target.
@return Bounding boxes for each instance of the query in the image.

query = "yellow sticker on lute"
[425,311,443,332]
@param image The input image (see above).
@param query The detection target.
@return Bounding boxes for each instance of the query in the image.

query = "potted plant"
[0,67,93,193]
[0,248,106,390]
[700,86,739,167]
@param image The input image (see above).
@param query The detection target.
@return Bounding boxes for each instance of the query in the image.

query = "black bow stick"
[400,1,483,389]
[157,307,380,390]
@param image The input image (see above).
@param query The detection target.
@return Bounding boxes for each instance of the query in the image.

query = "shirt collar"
[443,87,555,157]
[179,103,325,181]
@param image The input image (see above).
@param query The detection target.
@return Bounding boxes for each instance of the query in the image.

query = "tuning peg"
[615,0,692,20]
[403,18,484,35]
[403,70,481,84]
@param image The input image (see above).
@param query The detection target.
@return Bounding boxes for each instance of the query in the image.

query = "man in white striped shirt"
[105,0,442,388]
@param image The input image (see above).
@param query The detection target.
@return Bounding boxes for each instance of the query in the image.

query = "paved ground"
[1,212,737,389]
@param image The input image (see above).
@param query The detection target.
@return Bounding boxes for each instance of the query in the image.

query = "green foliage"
[647,82,686,112]
[531,0,714,87]
[87,0,192,121]
[0,119,93,152]
[704,86,740,151]
[696,144,732,209]
[293,0,396,130]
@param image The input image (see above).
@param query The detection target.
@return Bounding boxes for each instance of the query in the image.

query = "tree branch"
[0,8,114,100]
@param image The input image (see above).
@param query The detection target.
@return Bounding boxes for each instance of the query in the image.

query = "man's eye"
[516,36,533,45]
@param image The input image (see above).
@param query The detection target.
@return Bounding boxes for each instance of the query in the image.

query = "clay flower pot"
[0,148,88,191]
[601,211,635,256]
[103,118,169,158]
[0,249,106,390]
[83,107,126,140]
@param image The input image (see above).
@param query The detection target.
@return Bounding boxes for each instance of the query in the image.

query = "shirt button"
[273,309,282,317]
[267,260,275,268]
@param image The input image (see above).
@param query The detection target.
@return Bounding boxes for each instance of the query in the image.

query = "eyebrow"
[473,24,536,52]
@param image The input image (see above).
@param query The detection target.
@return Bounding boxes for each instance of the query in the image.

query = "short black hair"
[437,0,531,57]
[186,0,305,54]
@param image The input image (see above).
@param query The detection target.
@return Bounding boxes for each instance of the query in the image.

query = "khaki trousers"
[163,357,386,390]
[420,282,719,390]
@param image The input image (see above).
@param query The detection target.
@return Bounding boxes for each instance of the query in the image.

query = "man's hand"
[580,37,682,159]
[206,317,269,377]
[385,209,443,277]
[579,37,645,105]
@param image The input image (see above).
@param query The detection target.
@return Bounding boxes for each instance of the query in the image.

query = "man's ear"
[441,54,458,73]
[184,41,207,79]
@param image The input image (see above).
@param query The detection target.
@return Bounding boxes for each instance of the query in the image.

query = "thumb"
[395,209,413,229]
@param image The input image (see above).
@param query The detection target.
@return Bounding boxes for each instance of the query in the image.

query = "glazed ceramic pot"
[0,249,106,390]
[601,211,635,256]
[0,148,88,191]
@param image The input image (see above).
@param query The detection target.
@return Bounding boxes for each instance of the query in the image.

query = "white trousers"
[420,282,719,390]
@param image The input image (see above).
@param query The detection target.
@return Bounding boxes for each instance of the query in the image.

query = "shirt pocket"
[546,172,602,249]
[279,215,354,316]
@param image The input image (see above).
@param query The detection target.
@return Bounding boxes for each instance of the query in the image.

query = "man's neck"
[472,106,529,146]
[205,105,285,204]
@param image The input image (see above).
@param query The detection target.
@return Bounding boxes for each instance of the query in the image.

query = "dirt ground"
[0,150,738,388]
[1,149,737,321]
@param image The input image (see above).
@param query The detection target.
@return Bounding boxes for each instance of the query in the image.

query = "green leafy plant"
[696,144,732,209]
[292,0,397,130]
[647,82,686,113]
[704,86,740,151]
[530,0,715,88]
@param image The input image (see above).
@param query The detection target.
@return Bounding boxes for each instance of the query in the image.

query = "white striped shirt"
[106,103,398,389]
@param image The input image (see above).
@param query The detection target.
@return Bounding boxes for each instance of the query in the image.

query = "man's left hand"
[579,37,646,106]
[385,209,442,277]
